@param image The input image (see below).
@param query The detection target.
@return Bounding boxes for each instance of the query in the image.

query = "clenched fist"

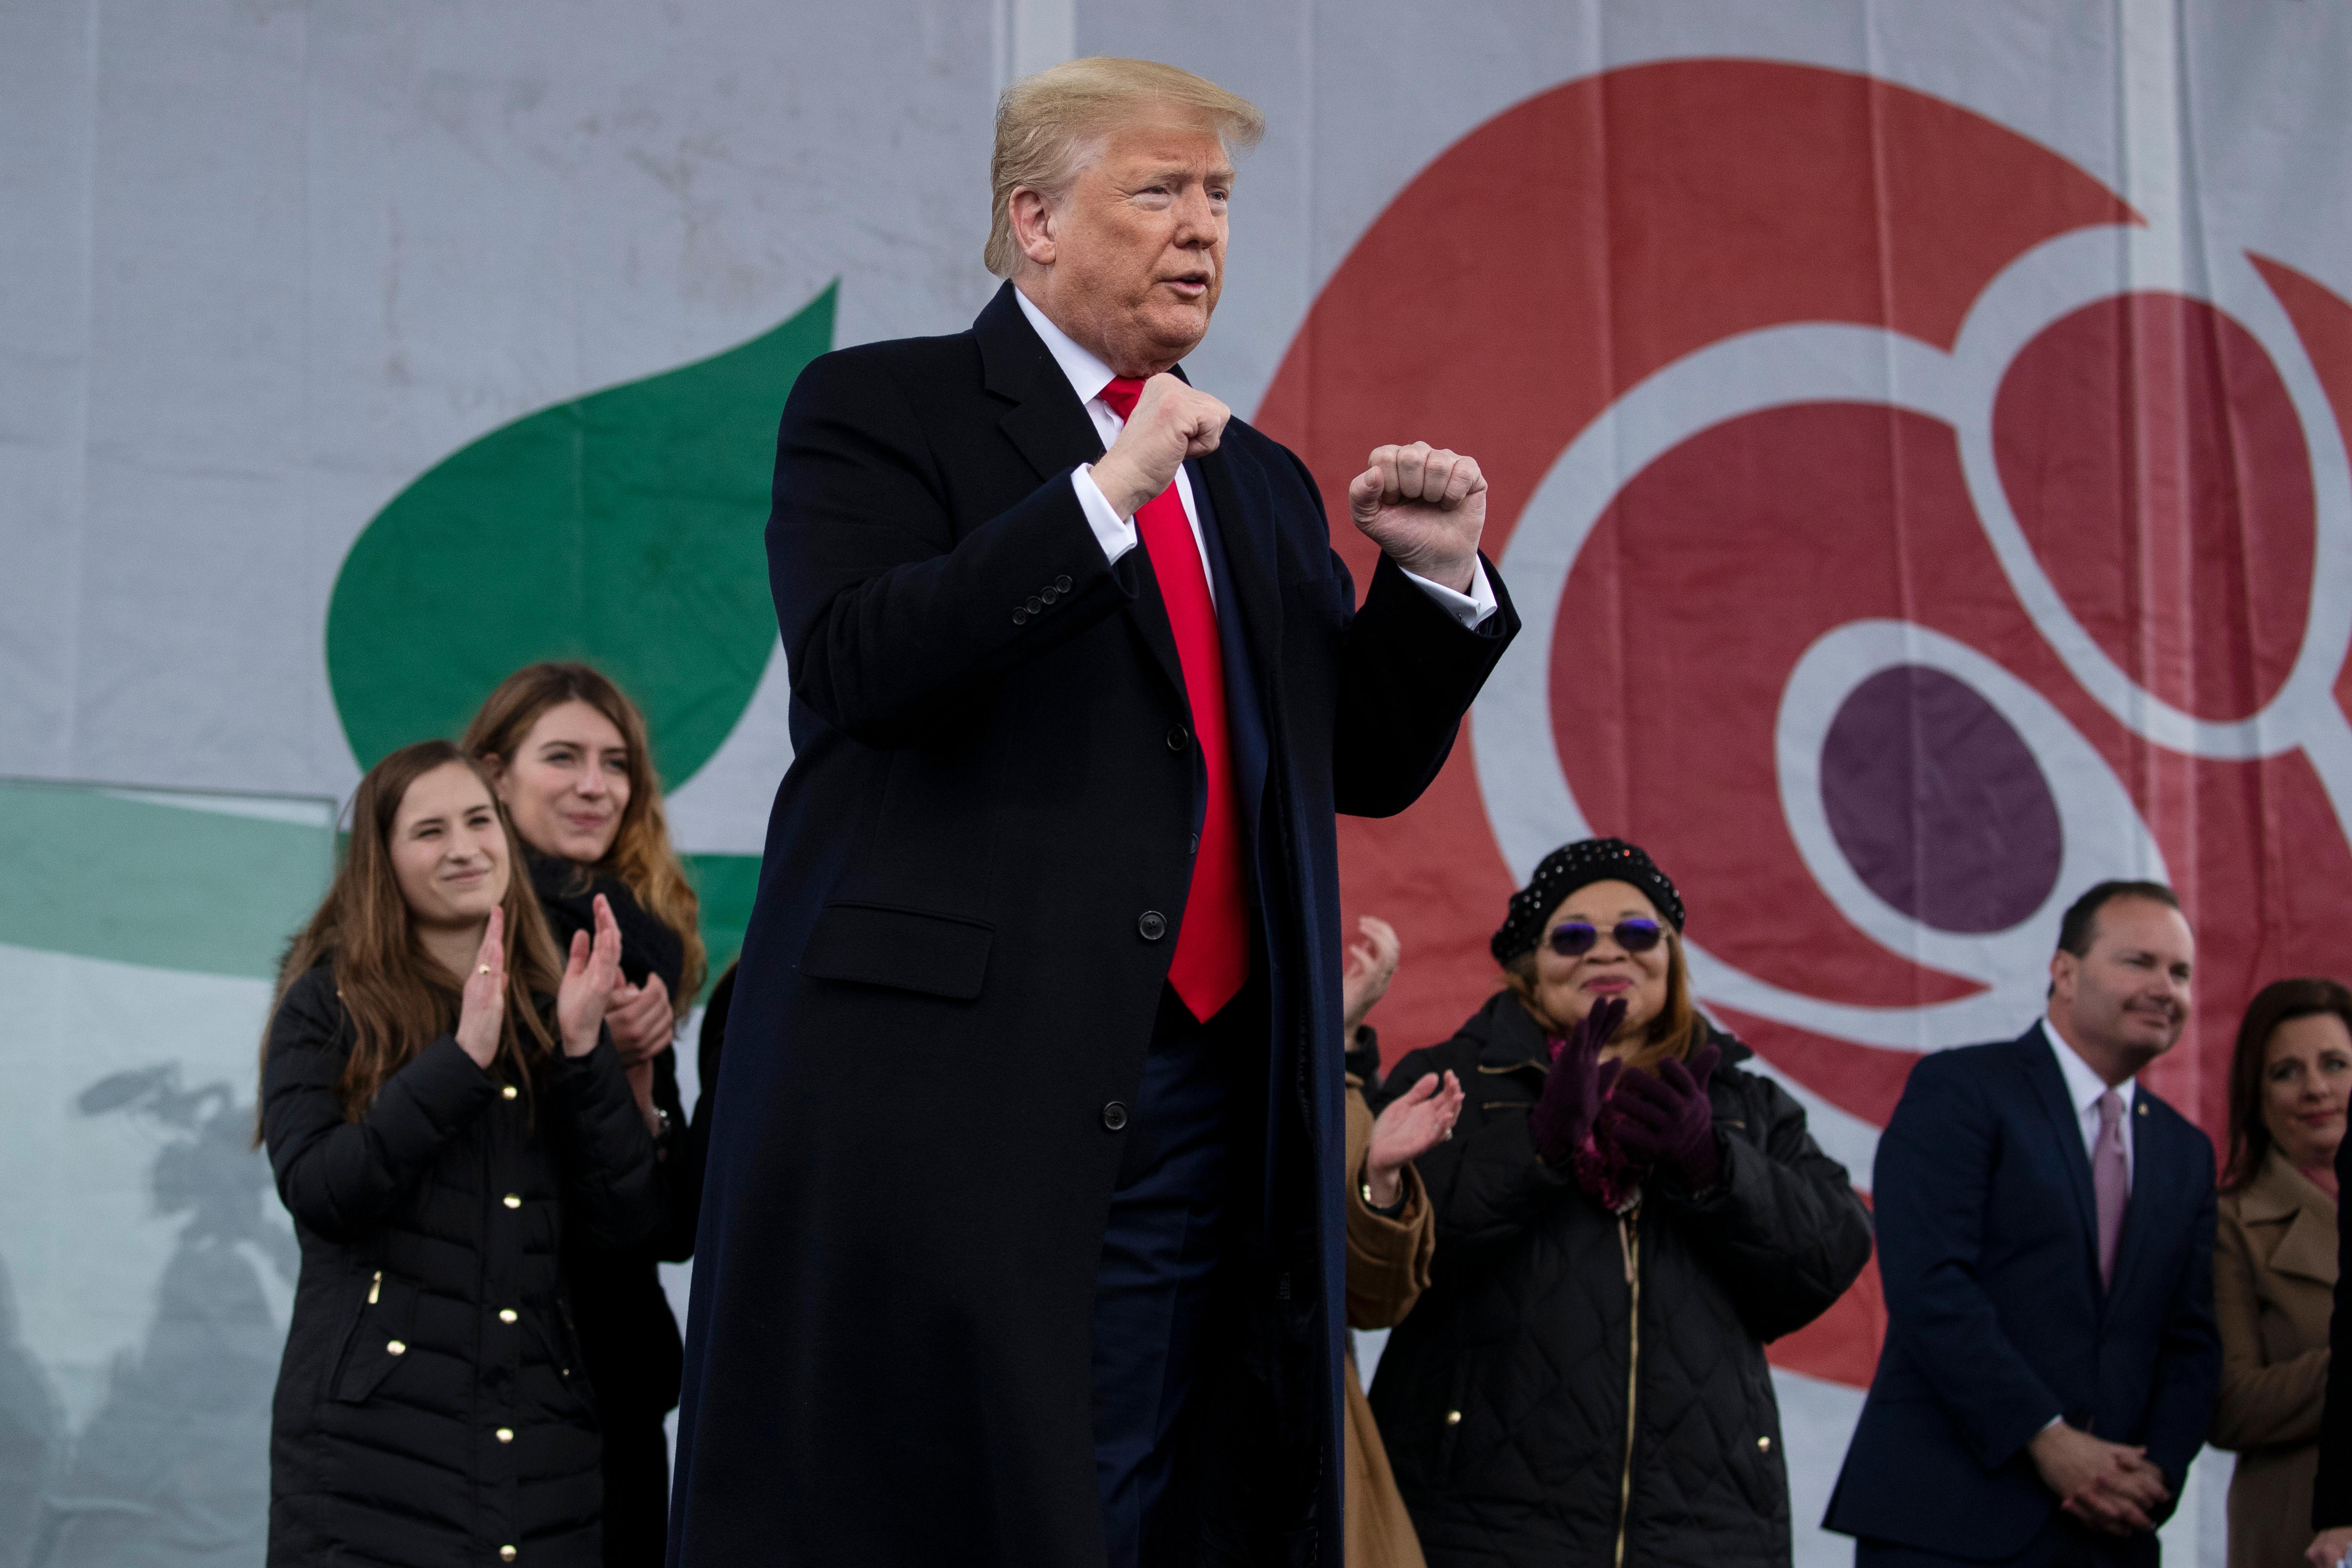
[1349,442,1487,593]
[1091,374,1229,518]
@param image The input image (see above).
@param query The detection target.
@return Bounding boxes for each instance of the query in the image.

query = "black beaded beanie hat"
[1490,837,1686,965]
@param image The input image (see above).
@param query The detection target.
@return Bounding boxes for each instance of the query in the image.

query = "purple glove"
[1529,998,1626,1166]
[1597,1042,1724,1189]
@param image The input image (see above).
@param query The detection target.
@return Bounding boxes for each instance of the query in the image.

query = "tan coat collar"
[2236,1146,2340,1287]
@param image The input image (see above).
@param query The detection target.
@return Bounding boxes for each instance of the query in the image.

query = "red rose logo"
[1260,58,2352,1386]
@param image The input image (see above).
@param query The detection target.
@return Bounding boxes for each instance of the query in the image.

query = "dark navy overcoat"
[669,282,1517,1568]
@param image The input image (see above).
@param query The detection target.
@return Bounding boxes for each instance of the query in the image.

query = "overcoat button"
[386,1339,407,1356]
[1040,587,1059,604]
[1025,596,1044,614]
[1757,1435,1772,1452]
[1054,574,1072,593]
[1138,911,1167,941]
[496,1427,514,1444]
[1166,725,1189,752]
[1013,608,1030,626]
[502,1194,522,1209]
[501,1548,518,1563]
[501,1083,518,1100]
[499,1309,518,1325]
[1445,1410,1462,1426]
[1102,1102,1129,1132]
[1188,834,1199,856]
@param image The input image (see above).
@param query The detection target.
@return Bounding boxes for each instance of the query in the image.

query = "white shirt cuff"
[1401,559,1499,629]
[1072,465,1139,567]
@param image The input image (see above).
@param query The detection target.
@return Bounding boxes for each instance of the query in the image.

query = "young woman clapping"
[258,740,660,1568]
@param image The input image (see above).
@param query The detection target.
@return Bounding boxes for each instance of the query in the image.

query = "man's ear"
[2048,949,2076,1006]
[1009,187,1058,269]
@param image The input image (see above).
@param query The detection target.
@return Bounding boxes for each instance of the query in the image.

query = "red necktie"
[1098,377,1248,1020]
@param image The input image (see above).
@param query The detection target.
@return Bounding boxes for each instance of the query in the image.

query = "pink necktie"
[1096,378,1248,1022]
[2093,1090,2129,1288]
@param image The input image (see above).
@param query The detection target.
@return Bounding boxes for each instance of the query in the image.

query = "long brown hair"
[259,741,565,1137]
[462,662,706,1011]
[1505,924,1703,1071]
[2225,976,2352,1189]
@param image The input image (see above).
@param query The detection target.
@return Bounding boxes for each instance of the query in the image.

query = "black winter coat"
[527,854,697,1421]
[1370,992,1873,1568]
[670,282,1515,1568]
[261,962,662,1567]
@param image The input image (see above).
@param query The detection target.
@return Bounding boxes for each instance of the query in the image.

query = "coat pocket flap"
[332,1271,419,1404]
[799,902,993,1000]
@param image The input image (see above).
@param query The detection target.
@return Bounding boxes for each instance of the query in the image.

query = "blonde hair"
[986,57,1265,276]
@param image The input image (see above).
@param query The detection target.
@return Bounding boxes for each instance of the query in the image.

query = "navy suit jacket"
[1825,1024,2219,1557]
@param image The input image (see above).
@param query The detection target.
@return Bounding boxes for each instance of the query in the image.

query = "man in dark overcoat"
[668,56,1518,1568]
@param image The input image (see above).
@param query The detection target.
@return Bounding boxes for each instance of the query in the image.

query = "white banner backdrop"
[14,0,2352,1560]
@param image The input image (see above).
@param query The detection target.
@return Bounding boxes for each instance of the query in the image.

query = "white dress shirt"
[2042,1021,2137,1192]
[1012,288,1499,628]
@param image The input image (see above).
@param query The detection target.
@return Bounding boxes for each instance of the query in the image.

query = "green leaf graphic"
[327,283,836,783]
[0,782,335,979]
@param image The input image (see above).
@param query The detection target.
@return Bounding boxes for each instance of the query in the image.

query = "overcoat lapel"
[974,283,1187,703]
[2017,1025,2102,1285]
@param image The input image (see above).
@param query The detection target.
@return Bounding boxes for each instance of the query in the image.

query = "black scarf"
[524,848,685,998]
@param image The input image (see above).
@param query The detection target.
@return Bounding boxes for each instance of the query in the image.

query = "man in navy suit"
[1826,881,2220,1564]
[669,57,1516,1568]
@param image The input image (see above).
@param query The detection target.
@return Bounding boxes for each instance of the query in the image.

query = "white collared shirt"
[1012,288,1499,629]
[2041,1021,2137,1192]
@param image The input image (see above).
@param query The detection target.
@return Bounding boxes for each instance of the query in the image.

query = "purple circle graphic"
[1819,665,2063,933]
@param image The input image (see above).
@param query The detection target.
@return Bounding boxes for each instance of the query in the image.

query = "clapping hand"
[555,894,624,1059]
[1364,1070,1465,1207]
[605,971,676,1067]
[1529,997,1627,1166]
[1341,916,1401,1040]
[454,908,507,1070]
[1597,1042,1724,1189]
[1347,442,1487,594]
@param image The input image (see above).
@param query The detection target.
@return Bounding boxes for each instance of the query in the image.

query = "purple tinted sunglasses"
[1547,917,1664,958]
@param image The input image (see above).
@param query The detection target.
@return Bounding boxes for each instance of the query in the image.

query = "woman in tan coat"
[2209,978,2352,1568]
[1340,918,1461,1568]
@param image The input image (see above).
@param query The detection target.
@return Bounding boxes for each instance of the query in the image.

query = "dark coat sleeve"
[768,350,1138,749]
[1652,1072,1874,1342]
[1278,448,1519,821]
[262,968,498,1244]
[1871,1051,2064,1472]
[1381,1041,1574,1276]
[543,1032,665,1252]
[2141,1145,2220,1498]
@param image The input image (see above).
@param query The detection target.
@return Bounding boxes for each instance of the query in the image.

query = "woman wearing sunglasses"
[1366,838,1872,1568]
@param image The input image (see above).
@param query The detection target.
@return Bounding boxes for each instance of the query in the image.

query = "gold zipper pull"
[368,1270,381,1305]
[1617,1215,1635,1284]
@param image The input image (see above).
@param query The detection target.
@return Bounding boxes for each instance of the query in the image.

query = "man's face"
[2051,896,2196,1072]
[1024,118,1231,375]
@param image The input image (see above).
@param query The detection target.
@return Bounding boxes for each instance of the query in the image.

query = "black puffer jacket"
[261,962,661,1567]
[1369,992,1872,1568]
[527,854,695,1568]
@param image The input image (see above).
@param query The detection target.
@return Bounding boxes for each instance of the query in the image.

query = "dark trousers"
[1091,980,1260,1568]
[1856,1515,2160,1568]
[597,1410,670,1566]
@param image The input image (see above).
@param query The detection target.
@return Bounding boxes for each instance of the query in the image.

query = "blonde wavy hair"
[463,662,707,1014]
[985,56,1264,276]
